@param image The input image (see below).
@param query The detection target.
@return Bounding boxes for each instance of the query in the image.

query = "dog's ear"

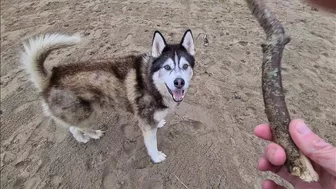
[152,31,167,58]
[180,29,195,56]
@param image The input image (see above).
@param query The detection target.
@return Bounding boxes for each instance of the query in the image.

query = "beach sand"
[1,0,335,188]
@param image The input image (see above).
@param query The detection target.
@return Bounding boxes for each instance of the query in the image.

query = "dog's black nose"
[174,78,185,89]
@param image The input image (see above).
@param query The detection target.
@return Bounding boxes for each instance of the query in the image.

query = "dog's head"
[151,30,195,103]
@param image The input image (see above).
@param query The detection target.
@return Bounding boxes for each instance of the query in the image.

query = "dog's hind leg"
[68,126,104,143]
[67,112,105,143]
[81,129,105,139]
[46,88,105,143]
[70,110,105,142]
[69,127,91,143]
[67,112,104,143]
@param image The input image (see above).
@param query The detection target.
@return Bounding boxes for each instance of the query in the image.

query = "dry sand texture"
[1,0,335,188]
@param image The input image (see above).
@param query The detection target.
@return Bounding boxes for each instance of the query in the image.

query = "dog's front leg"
[141,126,167,163]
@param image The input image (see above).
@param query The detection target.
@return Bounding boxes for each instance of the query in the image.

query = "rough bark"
[244,0,319,182]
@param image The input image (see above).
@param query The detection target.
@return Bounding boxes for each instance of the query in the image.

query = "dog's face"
[151,30,195,103]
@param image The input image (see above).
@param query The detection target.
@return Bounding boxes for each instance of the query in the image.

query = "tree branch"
[244,0,319,182]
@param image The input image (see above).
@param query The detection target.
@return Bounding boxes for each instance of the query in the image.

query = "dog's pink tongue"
[172,90,183,99]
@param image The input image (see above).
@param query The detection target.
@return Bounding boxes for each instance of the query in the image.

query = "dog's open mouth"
[165,84,185,102]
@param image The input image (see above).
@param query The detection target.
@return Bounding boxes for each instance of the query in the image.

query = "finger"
[289,119,336,176]
[258,156,272,171]
[265,143,286,166]
[262,180,286,189]
[258,143,302,186]
[254,123,273,141]
[258,156,282,172]
[275,166,303,186]
[258,157,301,186]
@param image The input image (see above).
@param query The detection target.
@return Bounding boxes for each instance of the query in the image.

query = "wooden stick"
[244,0,319,182]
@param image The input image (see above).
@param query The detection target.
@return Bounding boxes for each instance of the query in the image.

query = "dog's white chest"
[154,109,170,122]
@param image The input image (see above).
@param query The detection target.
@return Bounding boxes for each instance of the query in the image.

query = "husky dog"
[20,30,195,163]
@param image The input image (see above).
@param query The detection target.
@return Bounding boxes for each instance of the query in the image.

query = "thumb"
[289,119,336,176]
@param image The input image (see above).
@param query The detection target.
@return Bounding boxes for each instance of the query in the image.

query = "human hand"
[254,119,336,189]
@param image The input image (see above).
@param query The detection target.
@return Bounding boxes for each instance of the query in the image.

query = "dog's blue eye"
[182,64,189,70]
[164,65,171,70]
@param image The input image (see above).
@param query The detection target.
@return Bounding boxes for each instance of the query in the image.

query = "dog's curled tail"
[20,33,81,91]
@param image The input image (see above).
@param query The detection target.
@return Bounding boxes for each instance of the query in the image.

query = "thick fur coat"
[20,30,195,163]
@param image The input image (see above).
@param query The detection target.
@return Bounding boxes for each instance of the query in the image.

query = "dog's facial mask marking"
[152,30,195,103]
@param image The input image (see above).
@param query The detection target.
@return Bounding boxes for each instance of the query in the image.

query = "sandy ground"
[1,0,335,188]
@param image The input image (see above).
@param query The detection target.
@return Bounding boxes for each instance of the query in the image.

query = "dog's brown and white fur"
[20,30,195,163]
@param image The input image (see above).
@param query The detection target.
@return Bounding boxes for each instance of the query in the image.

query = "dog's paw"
[151,151,167,163]
[77,135,91,143]
[84,130,105,140]
[157,119,166,128]
[69,127,90,143]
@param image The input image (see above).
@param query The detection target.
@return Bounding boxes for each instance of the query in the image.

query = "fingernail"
[296,121,311,135]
